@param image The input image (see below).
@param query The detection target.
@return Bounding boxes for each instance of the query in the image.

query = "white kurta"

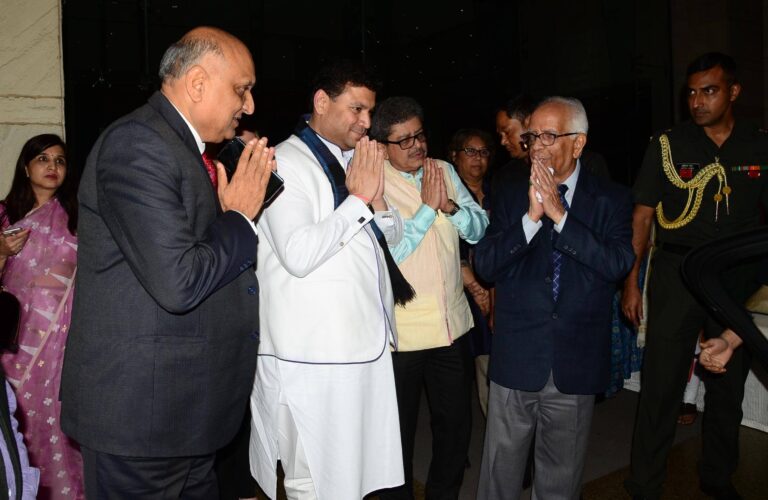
[249,132,404,499]
[250,354,403,499]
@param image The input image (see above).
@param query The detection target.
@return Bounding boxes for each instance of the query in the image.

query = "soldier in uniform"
[623,52,768,500]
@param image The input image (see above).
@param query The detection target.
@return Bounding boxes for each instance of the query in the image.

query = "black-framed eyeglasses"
[520,131,581,147]
[382,131,427,150]
[459,147,491,158]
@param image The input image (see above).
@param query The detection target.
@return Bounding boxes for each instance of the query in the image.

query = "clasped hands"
[699,328,742,374]
[345,137,388,210]
[217,137,276,220]
[420,158,456,214]
[345,142,455,214]
[467,279,491,316]
[527,158,566,225]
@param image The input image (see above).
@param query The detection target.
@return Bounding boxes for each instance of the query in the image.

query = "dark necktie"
[201,151,218,190]
[551,184,569,302]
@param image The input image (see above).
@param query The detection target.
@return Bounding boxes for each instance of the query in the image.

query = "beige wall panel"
[0,0,63,96]
[0,0,64,198]
[0,96,64,125]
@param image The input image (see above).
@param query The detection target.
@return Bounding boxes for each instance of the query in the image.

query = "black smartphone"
[216,137,285,207]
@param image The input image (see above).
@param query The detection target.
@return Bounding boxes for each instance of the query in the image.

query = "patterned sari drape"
[1,198,83,499]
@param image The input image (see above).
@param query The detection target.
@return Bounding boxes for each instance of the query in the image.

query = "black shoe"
[700,481,742,500]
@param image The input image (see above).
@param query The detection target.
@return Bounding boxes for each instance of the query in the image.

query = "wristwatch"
[446,199,460,216]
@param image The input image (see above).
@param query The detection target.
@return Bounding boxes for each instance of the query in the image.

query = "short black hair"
[499,94,538,122]
[686,52,738,85]
[369,96,424,142]
[310,59,382,102]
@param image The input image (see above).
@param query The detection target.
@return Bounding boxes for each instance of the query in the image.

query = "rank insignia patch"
[676,163,698,180]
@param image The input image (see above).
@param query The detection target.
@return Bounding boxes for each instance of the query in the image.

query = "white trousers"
[278,400,317,500]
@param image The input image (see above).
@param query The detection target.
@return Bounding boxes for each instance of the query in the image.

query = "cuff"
[553,212,568,233]
[414,203,438,231]
[522,213,542,243]
[341,195,375,226]
[232,210,258,235]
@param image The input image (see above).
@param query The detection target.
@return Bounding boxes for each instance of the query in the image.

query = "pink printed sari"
[1,198,83,499]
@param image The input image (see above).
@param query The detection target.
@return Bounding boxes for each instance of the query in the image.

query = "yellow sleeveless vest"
[384,160,473,351]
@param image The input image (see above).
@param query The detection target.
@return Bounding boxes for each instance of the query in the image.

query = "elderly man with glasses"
[474,96,634,500]
[370,96,488,500]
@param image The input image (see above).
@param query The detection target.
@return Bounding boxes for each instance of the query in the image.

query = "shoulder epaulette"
[650,128,673,143]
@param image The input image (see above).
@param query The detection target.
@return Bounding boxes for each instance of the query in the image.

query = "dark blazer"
[61,92,260,457]
[474,168,633,394]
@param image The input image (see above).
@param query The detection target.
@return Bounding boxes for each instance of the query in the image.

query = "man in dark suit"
[474,97,634,500]
[493,95,537,190]
[60,27,274,498]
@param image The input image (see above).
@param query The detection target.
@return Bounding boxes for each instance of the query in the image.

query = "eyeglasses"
[459,147,491,158]
[520,131,581,147]
[382,131,427,150]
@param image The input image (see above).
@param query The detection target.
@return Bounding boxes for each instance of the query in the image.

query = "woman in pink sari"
[0,134,83,499]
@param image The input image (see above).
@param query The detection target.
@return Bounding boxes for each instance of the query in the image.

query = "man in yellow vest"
[370,96,489,500]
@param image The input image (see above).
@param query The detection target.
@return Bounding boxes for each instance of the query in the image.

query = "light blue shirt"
[388,161,489,263]
[522,160,581,243]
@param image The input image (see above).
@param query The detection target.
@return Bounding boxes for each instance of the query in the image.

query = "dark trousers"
[81,446,218,500]
[626,251,753,499]
[379,334,473,500]
[215,406,257,499]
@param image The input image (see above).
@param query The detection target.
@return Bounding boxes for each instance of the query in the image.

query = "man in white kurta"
[249,62,404,500]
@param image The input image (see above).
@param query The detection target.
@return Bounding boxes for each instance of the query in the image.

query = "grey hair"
[158,36,223,82]
[370,96,424,142]
[538,96,589,133]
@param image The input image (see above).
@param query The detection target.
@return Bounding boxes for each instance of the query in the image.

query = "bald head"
[534,97,588,134]
[159,27,249,83]
[527,96,588,181]
[159,27,256,143]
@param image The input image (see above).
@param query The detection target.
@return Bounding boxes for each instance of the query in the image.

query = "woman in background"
[0,134,83,499]
[448,128,495,417]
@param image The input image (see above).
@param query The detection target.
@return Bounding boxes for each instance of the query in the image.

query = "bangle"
[353,193,371,204]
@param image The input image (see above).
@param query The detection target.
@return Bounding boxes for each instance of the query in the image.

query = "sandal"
[677,402,698,425]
